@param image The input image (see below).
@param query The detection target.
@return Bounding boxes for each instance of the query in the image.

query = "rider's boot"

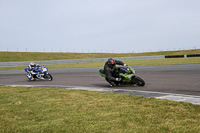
[109,81,117,87]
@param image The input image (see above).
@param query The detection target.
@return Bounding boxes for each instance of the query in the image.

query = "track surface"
[0,64,200,96]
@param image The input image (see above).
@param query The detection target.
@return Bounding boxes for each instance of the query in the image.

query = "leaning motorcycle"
[98,66,145,86]
[24,66,53,81]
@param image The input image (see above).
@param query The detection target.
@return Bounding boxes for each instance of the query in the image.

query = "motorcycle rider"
[28,62,41,72]
[104,58,127,86]
[27,62,41,79]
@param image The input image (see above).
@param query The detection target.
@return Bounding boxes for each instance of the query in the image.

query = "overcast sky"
[0,0,200,53]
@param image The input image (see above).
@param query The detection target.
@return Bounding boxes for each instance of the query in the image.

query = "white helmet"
[29,62,36,68]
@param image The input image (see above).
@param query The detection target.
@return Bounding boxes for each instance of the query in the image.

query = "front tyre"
[45,73,53,81]
[134,76,145,86]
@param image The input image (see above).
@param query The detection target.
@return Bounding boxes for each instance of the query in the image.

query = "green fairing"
[98,70,106,77]
[121,66,135,81]
[120,74,133,81]
[98,66,135,81]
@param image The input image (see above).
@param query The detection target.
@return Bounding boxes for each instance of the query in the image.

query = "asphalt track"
[1,64,200,104]
[0,64,200,96]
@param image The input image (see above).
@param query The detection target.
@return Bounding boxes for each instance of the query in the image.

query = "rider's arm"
[28,66,32,71]
[115,60,124,66]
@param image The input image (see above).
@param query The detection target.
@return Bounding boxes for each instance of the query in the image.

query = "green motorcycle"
[98,66,145,86]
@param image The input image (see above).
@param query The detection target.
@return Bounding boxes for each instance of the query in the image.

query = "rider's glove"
[124,64,127,66]
[116,78,121,81]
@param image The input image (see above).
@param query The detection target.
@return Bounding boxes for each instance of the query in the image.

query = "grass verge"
[1,57,200,71]
[1,49,200,62]
[0,86,200,132]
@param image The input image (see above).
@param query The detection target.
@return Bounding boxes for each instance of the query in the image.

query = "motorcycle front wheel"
[133,76,145,86]
[45,73,53,81]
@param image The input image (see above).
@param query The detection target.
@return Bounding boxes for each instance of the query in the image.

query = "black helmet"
[107,58,116,67]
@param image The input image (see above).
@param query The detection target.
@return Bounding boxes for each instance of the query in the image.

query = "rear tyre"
[134,76,145,86]
[45,73,53,81]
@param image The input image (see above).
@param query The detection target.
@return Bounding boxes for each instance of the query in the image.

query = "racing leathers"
[28,64,41,73]
[27,63,41,80]
[104,59,125,86]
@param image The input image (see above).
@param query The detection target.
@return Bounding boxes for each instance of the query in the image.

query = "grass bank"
[1,57,200,71]
[0,86,200,132]
[1,49,200,62]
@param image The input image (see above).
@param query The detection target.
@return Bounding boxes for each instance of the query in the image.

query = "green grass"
[1,49,200,62]
[124,57,200,66]
[0,86,200,132]
[1,57,200,71]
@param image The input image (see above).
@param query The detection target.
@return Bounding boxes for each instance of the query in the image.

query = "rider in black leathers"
[104,58,126,86]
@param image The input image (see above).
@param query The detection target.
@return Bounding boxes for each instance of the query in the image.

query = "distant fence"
[165,54,200,58]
